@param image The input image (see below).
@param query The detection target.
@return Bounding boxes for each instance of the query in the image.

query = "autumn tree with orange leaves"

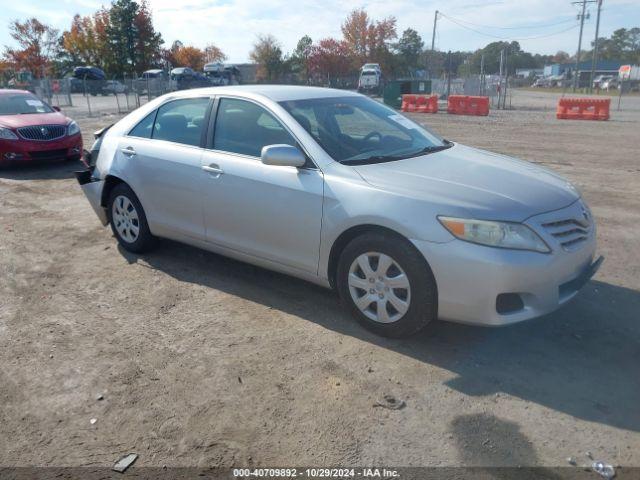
[3,18,59,78]
[307,38,352,80]
[61,10,110,70]
[173,45,206,70]
[341,8,397,72]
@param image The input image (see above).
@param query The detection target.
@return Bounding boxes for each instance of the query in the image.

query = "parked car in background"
[73,66,107,96]
[69,77,84,94]
[361,63,381,73]
[601,77,618,90]
[204,63,242,86]
[592,75,613,90]
[137,69,170,96]
[76,86,601,338]
[0,89,82,165]
[532,76,550,87]
[170,67,210,90]
[358,68,383,95]
[104,80,128,95]
[7,70,35,93]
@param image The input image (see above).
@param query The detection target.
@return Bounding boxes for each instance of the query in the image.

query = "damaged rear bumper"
[75,169,108,226]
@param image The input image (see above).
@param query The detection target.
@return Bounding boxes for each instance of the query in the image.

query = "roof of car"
[0,89,33,96]
[181,85,360,102]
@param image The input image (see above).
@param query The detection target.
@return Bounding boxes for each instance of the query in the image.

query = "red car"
[0,89,82,165]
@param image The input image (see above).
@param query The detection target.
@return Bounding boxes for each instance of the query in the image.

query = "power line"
[439,13,580,41]
[438,14,577,30]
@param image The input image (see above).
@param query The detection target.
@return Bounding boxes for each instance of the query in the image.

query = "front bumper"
[0,133,82,163]
[75,169,108,226]
[413,201,602,326]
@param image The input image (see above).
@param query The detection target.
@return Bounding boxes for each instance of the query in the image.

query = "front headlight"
[67,121,80,136]
[0,127,18,140]
[438,216,550,253]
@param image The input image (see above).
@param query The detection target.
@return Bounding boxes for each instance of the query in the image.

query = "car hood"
[352,143,580,222]
[0,112,69,129]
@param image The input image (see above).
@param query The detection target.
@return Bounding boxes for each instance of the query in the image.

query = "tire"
[107,183,156,253]
[336,231,437,338]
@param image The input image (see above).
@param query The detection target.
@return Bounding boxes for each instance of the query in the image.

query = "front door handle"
[202,164,224,176]
[121,146,136,157]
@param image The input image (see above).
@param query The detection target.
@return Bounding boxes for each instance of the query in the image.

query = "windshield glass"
[0,94,53,115]
[280,96,448,164]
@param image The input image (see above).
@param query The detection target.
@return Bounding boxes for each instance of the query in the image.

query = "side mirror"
[261,144,306,167]
[52,106,61,112]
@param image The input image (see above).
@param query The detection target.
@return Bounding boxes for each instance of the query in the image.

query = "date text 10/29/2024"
[233,468,400,478]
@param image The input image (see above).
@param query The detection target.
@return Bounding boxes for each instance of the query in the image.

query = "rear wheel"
[107,183,156,253]
[336,232,437,338]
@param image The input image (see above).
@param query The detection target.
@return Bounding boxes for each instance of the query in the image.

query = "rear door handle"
[202,164,224,176]
[121,147,136,157]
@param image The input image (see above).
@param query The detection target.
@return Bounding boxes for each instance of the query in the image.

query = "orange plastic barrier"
[447,95,489,116]
[401,94,438,113]
[556,98,610,120]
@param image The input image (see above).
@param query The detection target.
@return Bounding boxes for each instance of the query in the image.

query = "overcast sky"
[1,0,639,63]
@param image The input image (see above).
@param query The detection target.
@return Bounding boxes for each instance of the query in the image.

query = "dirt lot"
[1,89,639,470]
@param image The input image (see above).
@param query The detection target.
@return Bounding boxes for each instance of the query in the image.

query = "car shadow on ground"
[0,160,81,181]
[119,239,640,434]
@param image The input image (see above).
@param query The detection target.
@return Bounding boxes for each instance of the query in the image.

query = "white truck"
[358,65,383,95]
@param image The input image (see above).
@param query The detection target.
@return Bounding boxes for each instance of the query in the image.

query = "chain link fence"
[25,74,367,118]
[20,72,514,117]
[26,76,182,118]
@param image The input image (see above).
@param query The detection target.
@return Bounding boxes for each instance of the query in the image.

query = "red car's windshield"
[0,94,53,115]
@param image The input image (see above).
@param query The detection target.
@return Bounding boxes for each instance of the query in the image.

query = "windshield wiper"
[341,142,454,166]
[341,154,404,165]
[407,143,454,157]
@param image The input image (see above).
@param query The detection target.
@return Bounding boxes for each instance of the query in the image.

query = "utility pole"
[431,10,438,51]
[589,0,603,93]
[480,54,485,96]
[428,10,438,79]
[572,0,596,92]
[446,50,452,99]
[498,49,504,108]
[502,47,509,109]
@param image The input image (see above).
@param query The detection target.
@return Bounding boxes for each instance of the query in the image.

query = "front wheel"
[336,232,437,338]
[107,183,156,253]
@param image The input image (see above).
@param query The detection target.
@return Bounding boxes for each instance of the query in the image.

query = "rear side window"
[152,98,210,147]
[128,111,156,138]
[213,98,296,157]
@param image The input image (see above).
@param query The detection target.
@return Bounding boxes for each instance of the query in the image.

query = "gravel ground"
[0,89,638,470]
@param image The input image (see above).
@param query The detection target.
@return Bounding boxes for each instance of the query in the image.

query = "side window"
[213,98,297,157]
[128,110,156,139]
[288,105,320,137]
[152,98,210,147]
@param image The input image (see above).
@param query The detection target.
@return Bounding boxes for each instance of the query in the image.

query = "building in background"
[543,60,623,87]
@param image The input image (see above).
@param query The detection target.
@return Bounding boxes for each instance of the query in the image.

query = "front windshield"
[279,96,448,164]
[0,94,53,115]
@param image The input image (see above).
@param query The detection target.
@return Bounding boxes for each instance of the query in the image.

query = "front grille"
[542,217,591,250]
[18,125,66,141]
[29,149,68,161]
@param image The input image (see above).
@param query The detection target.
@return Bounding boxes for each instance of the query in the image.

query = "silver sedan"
[77,86,602,337]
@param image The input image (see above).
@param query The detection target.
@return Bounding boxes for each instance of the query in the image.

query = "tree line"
[0,0,225,80]
[1,0,639,84]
